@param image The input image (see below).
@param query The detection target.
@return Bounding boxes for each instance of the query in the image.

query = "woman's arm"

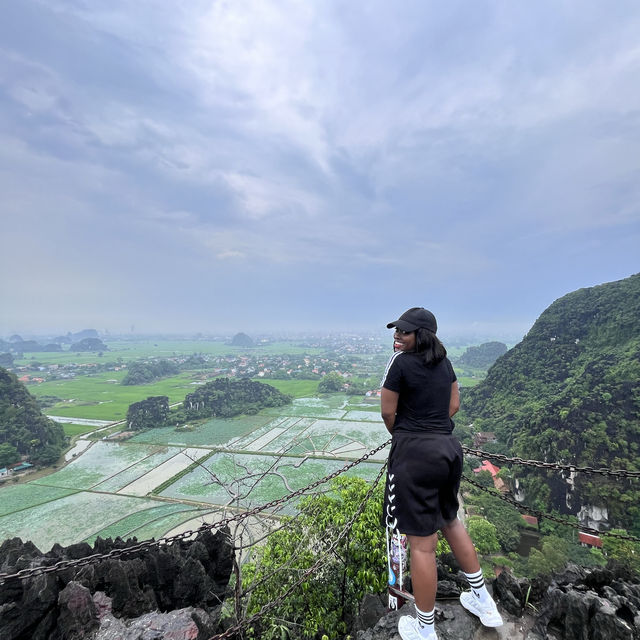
[449,381,460,417]
[381,387,399,434]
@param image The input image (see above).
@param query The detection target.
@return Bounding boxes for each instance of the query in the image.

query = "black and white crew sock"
[415,604,435,636]
[464,568,491,603]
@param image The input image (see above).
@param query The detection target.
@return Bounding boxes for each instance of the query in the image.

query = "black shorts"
[383,431,462,537]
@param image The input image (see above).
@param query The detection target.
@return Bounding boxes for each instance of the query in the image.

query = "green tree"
[527,548,551,576]
[0,442,19,467]
[602,529,640,573]
[473,469,495,489]
[318,372,345,393]
[122,359,180,385]
[242,476,386,639]
[526,535,569,576]
[459,341,508,368]
[472,492,522,552]
[0,353,14,367]
[35,444,62,465]
[467,516,500,555]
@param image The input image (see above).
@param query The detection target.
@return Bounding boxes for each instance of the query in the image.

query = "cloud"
[220,171,321,220]
[1,0,639,334]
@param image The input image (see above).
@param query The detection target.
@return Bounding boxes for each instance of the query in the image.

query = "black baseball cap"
[387,307,437,333]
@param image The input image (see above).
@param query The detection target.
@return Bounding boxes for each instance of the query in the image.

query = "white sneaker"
[459,591,503,627]
[398,615,438,640]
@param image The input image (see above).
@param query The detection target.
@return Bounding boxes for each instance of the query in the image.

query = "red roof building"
[522,515,539,528]
[578,532,603,548]
[473,460,501,477]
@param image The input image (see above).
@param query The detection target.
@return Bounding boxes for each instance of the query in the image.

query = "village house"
[578,532,603,549]
[473,460,508,493]
[521,514,539,529]
[473,432,497,448]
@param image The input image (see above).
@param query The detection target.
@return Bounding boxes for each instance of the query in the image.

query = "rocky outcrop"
[0,529,233,640]
[577,505,610,531]
[358,562,640,640]
[529,564,640,640]
[3,529,639,640]
[356,598,536,640]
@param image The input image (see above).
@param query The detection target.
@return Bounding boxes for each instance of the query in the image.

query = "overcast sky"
[1,1,639,339]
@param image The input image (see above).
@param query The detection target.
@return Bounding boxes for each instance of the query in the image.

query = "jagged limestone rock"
[0,529,233,640]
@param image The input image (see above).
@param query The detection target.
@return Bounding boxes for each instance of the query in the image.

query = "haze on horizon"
[1,1,639,339]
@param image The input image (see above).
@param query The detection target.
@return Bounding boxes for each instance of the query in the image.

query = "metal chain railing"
[206,463,387,640]
[462,474,640,543]
[0,438,392,585]
[4,435,639,588]
[462,446,640,478]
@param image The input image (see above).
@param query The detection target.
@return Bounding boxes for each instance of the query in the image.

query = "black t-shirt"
[381,352,457,434]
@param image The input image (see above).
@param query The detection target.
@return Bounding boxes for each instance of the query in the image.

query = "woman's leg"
[406,533,439,612]
[441,518,503,626]
[440,517,480,573]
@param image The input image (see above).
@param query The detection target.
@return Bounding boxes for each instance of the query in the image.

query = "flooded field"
[0,393,389,551]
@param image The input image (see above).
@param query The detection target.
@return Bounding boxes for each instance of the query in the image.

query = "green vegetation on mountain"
[69,337,107,352]
[182,377,291,419]
[0,367,66,465]
[126,396,170,430]
[122,359,180,385]
[459,273,640,533]
[231,332,254,347]
[458,341,508,368]
[6,340,62,353]
[0,353,13,367]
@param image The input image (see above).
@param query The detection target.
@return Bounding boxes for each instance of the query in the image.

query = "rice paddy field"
[159,452,383,515]
[1,335,501,556]
[0,488,190,551]
[129,414,276,447]
[0,392,389,552]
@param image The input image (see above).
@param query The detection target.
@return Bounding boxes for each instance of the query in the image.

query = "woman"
[381,307,502,640]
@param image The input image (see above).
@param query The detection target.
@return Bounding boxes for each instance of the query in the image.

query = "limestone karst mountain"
[460,273,640,532]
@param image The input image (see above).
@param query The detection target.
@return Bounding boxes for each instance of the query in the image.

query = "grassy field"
[32,376,341,425]
[104,339,326,357]
[0,483,78,517]
[60,423,103,437]
[457,376,482,387]
[20,340,333,423]
[31,371,196,421]
[24,338,497,425]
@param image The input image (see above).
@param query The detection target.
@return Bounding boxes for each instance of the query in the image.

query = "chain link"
[462,474,640,543]
[462,446,640,478]
[0,438,392,585]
